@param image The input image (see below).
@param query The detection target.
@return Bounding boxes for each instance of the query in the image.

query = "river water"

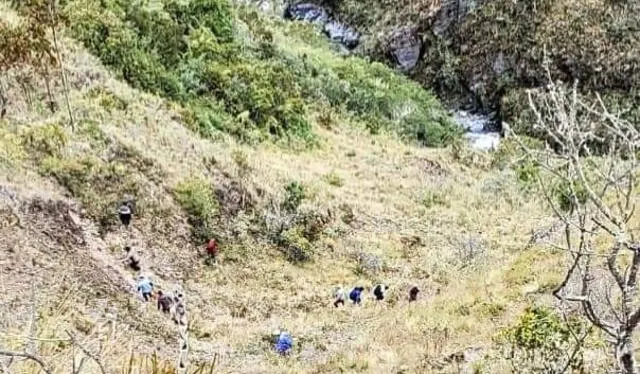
[453,111,501,151]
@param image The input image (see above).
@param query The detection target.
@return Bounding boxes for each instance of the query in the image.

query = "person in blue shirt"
[349,286,364,305]
[137,275,154,302]
[275,332,293,355]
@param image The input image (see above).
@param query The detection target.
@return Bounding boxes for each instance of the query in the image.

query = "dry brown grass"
[0,4,607,372]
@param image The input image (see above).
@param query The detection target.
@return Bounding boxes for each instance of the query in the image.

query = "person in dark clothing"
[121,246,141,271]
[409,286,420,302]
[349,287,364,305]
[373,284,387,301]
[157,290,173,313]
[118,204,132,227]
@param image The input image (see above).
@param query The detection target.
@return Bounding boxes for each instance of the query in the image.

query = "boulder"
[323,20,360,49]
[284,3,329,24]
[388,27,422,71]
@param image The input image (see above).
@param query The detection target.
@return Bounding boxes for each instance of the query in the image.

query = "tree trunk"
[48,0,74,129]
[43,64,56,113]
[617,336,637,374]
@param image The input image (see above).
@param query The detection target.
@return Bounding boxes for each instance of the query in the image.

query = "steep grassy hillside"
[0,1,632,373]
[59,0,458,147]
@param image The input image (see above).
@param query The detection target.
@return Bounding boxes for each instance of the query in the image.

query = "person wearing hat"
[137,275,154,302]
[118,203,132,227]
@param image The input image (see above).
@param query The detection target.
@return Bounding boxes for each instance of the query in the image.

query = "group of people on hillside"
[333,284,421,307]
[117,197,188,326]
[115,195,423,357]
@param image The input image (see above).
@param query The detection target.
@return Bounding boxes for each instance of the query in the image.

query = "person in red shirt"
[205,238,218,265]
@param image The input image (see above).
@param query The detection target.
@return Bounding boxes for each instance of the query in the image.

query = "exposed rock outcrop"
[386,26,423,71]
[284,3,360,49]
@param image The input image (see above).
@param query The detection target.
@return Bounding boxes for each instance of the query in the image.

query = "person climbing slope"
[171,289,187,326]
[349,286,364,305]
[334,286,346,307]
[137,275,154,302]
[118,203,132,227]
[274,331,293,355]
[157,290,173,313]
[205,238,219,265]
[373,284,387,301]
[409,286,420,302]
[121,246,141,271]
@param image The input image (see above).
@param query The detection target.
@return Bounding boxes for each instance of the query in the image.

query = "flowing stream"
[283,3,502,151]
[453,111,501,151]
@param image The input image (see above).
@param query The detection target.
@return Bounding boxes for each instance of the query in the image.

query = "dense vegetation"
[324,0,640,138]
[61,0,459,146]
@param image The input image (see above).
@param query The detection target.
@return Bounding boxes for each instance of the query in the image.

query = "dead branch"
[65,331,106,374]
[510,68,640,373]
[0,350,51,374]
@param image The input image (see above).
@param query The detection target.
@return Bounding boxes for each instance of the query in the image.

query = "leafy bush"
[279,225,314,263]
[21,123,68,158]
[174,177,218,241]
[422,189,450,208]
[62,0,457,147]
[553,180,589,212]
[282,181,306,213]
[496,306,588,373]
[514,160,540,189]
[284,37,461,146]
[322,171,343,187]
[63,0,313,143]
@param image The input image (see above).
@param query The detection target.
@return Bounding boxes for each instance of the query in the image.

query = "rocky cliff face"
[308,0,640,135]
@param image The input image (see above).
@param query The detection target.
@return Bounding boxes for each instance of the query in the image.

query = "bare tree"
[0,350,52,374]
[506,75,640,373]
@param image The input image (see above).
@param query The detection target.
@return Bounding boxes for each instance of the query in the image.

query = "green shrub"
[231,149,251,179]
[323,171,343,187]
[279,225,314,264]
[553,180,589,212]
[0,127,27,167]
[21,123,68,158]
[174,177,218,242]
[496,306,588,373]
[282,181,306,212]
[514,160,540,189]
[63,0,457,147]
[219,60,313,141]
[290,43,460,146]
[86,87,128,111]
[422,189,450,209]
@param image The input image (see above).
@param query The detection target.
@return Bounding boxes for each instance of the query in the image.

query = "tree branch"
[0,351,51,374]
[65,331,106,374]
[608,243,626,294]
